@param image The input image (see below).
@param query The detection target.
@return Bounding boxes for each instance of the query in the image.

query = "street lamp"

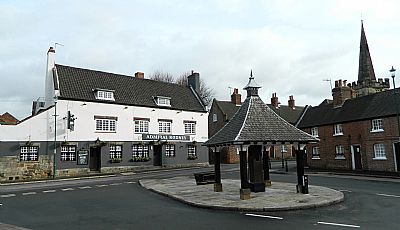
[390,66,400,145]
[390,66,396,89]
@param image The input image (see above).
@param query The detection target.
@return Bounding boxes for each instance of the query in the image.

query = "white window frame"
[188,145,197,158]
[373,143,387,160]
[156,96,171,107]
[95,90,115,101]
[371,119,384,132]
[311,127,319,137]
[134,119,149,133]
[184,121,196,135]
[132,145,149,158]
[96,119,116,132]
[333,124,343,136]
[281,145,287,152]
[212,113,217,123]
[159,120,172,133]
[165,144,175,157]
[61,145,76,161]
[20,146,39,161]
[110,145,123,160]
[312,147,320,159]
[335,145,345,159]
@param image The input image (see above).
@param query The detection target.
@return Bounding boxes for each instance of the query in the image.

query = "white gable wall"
[0,99,208,143]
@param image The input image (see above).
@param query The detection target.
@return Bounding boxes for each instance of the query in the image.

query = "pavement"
[0,223,31,230]
[139,176,344,212]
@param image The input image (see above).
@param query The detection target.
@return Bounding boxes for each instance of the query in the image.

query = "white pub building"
[0,47,209,181]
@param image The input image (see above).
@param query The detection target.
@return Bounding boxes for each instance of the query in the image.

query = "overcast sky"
[1,0,400,119]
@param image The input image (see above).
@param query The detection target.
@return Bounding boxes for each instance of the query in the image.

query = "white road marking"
[376,193,400,198]
[317,221,360,228]
[121,172,136,176]
[109,183,123,186]
[125,181,136,184]
[22,192,37,196]
[0,203,2,206]
[96,184,109,187]
[78,186,92,189]
[1,194,16,198]
[61,188,75,191]
[338,189,352,193]
[245,213,283,220]
[43,190,56,193]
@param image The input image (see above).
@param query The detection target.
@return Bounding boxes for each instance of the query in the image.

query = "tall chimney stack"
[231,88,241,105]
[44,46,56,108]
[288,95,295,109]
[271,93,279,107]
[332,79,353,107]
[188,71,200,93]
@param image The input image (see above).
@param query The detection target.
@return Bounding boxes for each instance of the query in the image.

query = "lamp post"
[53,96,58,178]
[390,66,400,143]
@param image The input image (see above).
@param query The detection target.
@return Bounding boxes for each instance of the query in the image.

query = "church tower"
[351,22,390,97]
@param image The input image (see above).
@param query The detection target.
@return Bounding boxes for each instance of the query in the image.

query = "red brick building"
[298,22,399,173]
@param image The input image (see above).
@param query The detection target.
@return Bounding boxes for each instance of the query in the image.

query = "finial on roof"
[243,69,261,97]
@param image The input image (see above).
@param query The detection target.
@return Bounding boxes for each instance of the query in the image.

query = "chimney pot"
[135,72,144,79]
[231,88,241,105]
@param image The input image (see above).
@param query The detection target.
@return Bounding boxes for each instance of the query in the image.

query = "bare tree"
[149,70,175,83]
[150,70,215,107]
[176,71,214,106]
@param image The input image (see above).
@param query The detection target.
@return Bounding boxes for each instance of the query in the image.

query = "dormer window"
[94,88,115,101]
[155,96,171,107]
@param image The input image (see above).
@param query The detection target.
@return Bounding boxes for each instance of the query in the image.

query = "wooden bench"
[193,172,215,185]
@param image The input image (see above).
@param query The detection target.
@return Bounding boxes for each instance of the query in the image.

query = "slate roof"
[213,100,306,125]
[267,105,306,125]
[55,64,206,112]
[215,100,240,120]
[204,96,318,146]
[298,88,400,128]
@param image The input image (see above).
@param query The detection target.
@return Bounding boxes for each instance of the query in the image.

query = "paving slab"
[139,176,344,212]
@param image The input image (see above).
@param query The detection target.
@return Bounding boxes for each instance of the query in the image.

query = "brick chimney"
[231,88,241,105]
[271,93,279,107]
[332,79,353,107]
[135,72,144,79]
[288,95,295,109]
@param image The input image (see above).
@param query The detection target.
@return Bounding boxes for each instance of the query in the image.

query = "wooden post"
[263,147,271,186]
[214,150,222,192]
[296,147,305,193]
[239,150,251,199]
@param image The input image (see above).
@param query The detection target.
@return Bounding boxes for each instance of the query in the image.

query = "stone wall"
[0,155,52,182]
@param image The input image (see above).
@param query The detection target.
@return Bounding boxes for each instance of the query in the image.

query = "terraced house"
[0,47,209,181]
[298,22,400,173]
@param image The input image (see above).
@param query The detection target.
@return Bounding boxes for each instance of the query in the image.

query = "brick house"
[209,89,308,163]
[297,22,399,173]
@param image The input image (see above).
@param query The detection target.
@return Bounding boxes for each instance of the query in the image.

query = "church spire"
[358,21,376,85]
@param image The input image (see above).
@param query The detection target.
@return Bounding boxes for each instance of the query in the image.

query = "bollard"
[285,159,288,172]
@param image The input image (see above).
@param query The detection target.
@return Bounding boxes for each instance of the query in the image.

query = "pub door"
[153,145,162,166]
[89,147,101,171]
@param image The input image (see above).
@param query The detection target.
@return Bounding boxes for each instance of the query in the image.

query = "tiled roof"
[55,64,206,112]
[267,105,306,125]
[204,96,318,146]
[298,88,400,128]
[215,100,240,120]
[213,100,306,125]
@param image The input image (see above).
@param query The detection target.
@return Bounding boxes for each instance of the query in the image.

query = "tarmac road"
[0,164,399,230]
